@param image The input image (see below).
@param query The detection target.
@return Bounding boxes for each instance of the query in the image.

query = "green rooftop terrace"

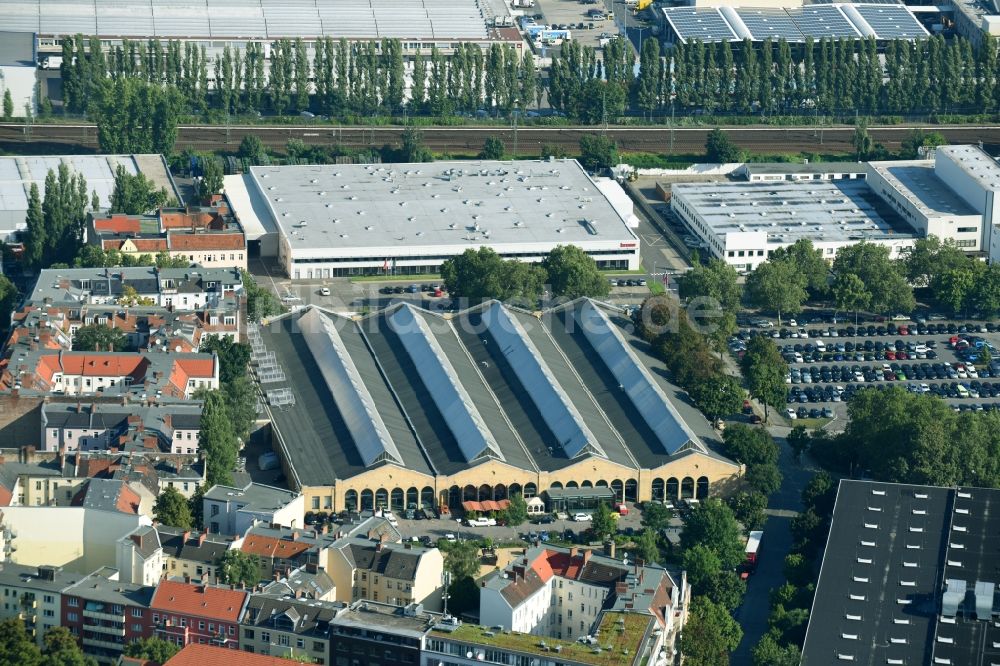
[429,612,655,666]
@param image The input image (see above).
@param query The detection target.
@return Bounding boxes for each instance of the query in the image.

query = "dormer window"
[79,279,91,290]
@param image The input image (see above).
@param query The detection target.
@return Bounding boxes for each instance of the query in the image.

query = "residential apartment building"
[41,401,203,454]
[328,600,436,666]
[87,199,247,270]
[61,567,155,662]
[238,526,316,583]
[71,477,144,515]
[479,545,687,648]
[116,525,164,587]
[150,579,248,649]
[26,266,243,310]
[0,563,84,646]
[203,483,304,535]
[325,537,443,611]
[239,594,338,662]
[0,351,219,399]
[156,527,233,584]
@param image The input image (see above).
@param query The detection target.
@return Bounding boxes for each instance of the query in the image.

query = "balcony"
[82,621,126,637]
[82,635,125,651]
[84,608,124,622]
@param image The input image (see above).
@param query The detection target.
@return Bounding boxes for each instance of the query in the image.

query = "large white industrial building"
[672,145,1000,271]
[225,159,641,279]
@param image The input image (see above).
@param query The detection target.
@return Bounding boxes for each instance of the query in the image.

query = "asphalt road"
[5,122,1000,156]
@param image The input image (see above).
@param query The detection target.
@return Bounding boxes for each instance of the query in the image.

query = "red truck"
[740,530,763,580]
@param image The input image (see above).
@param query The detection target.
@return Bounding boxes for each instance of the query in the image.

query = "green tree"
[440,247,544,304]
[479,136,506,160]
[23,183,45,268]
[198,156,224,199]
[590,502,617,542]
[218,549,261,587]
[746,462,783,496]
[680,498,745,570]
[751,634,801,666]
[0,618,42,666]
[903,235,969,288]
[723,423,779,467]
[223,375,258,444]
[782,552,812,587]
[832,272,871,325]
[787,424,810,461]
[442,539,481,581]
[199,391,240,487]
[641,501,673,532]
[768,238,829,297]
[124,637,180,662]
[635,528,660,564]
[153,486,194,528]
[71,324,128,352]
[242,269,283,322]
[0,275,16,333]
[899,128,946,159]
[705,128,740,162]
[727,491,768,531]
[745,259,808,324]
[400,127,433,162]
[678,258,742,313]
[681,544,722,594]
[541,245,610,300]
[853,117,874,160]
[505,493,528,527]
[189,483,205,530]
[199,336,250,385]
[447,573,481,617]
[740,336,788,421]
[239,134,268,165]
[679,597,743,666]
[832,242,914,314]
[2,90,11,121]
[688,373,744,421]
[109,164,169,215]
[42,626,97,666]
[931,265,978,316]
[578,134,618,171]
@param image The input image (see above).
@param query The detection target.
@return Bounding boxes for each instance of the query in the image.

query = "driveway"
[731,426,818,662]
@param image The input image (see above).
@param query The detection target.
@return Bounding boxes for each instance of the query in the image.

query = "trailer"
[740,530,763,580]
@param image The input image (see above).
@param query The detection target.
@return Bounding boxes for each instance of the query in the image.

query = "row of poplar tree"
[633,33,1000,116]
[58,31,1000,125]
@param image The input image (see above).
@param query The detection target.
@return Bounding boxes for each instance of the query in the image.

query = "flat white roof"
[937,144,1000,193]
[251,160,638,253]
[672,179,917,245]
[867,160,978,218]
[223,173,278,242]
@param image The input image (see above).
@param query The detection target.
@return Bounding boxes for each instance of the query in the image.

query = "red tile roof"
[166,644,303,666]
[169,232,245,252]
[151,580,247,622]
[93,214,141,234]
[240,534,311,560]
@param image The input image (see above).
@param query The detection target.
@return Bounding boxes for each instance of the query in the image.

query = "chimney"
[273,572,281,581]
[375,542,384,552]
[582,550,592,565]
[604,541,616,559]
[198,532,207,545]
[306,562,318,574]
[182,530,191,543]
[76,402,83,414]
[292,531,299,541]
[569,547,578,559]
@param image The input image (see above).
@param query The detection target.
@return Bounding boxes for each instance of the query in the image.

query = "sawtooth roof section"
[387,304,504,464]
[573,300,700,455]
[298,308,404,468]
[481,301,606,461]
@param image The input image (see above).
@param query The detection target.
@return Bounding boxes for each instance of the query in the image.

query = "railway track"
[2,122,1000,155]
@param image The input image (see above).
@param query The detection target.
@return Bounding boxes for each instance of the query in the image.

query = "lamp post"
[512,98,520,159]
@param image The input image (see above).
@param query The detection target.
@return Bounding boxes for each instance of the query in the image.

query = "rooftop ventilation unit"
[942,579,965,618]
[974,581,995,620]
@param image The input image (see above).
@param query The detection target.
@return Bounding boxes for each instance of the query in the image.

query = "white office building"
[226,159,641,279]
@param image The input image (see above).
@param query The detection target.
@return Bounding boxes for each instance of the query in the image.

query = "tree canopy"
[541,245,610,300]
[440,247,544,304]
[109,164,170,215]
[680,498,745,570]
[740,336,788,420]
[679,596,743,666]
[218,550,261,587]
[831,242,914,314]
[124,637,180,662]
[745,259,808,324]
[578,134,618,171]
[71,324,128,352]
[705,128,740,163]
[153,486,194,529]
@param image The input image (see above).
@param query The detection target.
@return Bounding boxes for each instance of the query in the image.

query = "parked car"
[573,513,592,522]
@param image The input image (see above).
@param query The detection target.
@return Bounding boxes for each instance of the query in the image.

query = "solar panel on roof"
[736,9,804,41]
[299,308,404,468]
[853,4,927,38]
[663,7,739,43]
[388,304,505,464]
[573,301,699,455]
[481,302,606,460]
[788,5,861,38]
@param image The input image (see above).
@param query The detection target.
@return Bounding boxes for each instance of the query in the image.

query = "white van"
[815,340,826,352]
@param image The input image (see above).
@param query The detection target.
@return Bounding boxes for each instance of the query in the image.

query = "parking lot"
[528,0,619,50]
[733,318,1000,422]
